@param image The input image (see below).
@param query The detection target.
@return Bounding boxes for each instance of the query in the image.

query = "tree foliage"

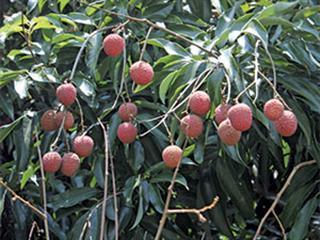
[0,0,320,239]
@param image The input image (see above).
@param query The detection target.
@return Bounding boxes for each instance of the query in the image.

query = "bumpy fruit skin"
[118,102,138,121]
[42,152,62,173]
[56,83,77,106]
[103,34,125,57]
[56,111,74,130]
[188,91,211,116]
[130,61,154,85]
[218,119,241,145]
[263,99,284,121]
[227,103,252,131]
[180,114,203,138]
[117,122,137,144]
[41,110,58,131]
[274,110,298,137]
[162,145,183,169]
[61,152,80,177]
[215,103,231,125]
[73,135,94,157]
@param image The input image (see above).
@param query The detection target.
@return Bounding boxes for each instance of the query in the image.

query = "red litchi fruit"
[41,110,58,131]
[56,111,74,130]
[61,152,80,177]
[117,122,137,144]
[118,102,138,121]
[218,119,241,145]
[263,99,284,121]
[42,152,62,173]
[72,135,94,158]
[215,103,231,125]
[188,91,211,116]
[103,33,125,57]
[162,145,183,169]
[274,110,298,137]
[56,83,77,106]
[130,61,154,85]
[227,103,252,131]
[180,114,203,138]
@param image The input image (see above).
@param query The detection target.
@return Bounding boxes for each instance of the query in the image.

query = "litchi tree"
[0,1,320,239]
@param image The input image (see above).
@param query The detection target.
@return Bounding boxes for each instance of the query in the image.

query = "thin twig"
[225,73,232,104]
[79,1,218,58]
[50,108,66,150]
[21,12,38,63]
[253,160,317,240]
[154,140,188,240]
[253,40,260,104]
[35,133,50,240]
[265,48,277,96]
[98,119,110,240]
[234,80,256,103]
[0,179,46,219]
[167,196,219,223]
[76,98,85,133]
[272,209,287,240]
[28,221,40,240]
[258,70,291,110]
[109,147,119,240]
[139,26,153,61]
[70,25,116,81]
[140,68,214,137]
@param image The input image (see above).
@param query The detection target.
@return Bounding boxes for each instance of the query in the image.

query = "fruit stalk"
[36,133,50,240]
[154,140,188,240]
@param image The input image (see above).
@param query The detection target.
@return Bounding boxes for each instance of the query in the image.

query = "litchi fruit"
[218,119,241,145]
[180,114,203,138]
[162,145,183,168]
[188,91,211,116]
[118,102,138,121]
[227,103,252,131]
[72,135,94,158]
[103,33,125,57]
[263,99,284,121]
[215,103,231,125]
[41,110,58,131]
[56,111,74,130]
[61,152,80,177]
[130,61,154,85]
[56,83,77,106]
[274,110,298,137]
[117,122,137,144]
[42,152,62,173]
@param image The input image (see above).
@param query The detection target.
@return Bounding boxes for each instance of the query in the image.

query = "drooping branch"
[167,196,219,223]
[0,179,46,220]
[253,160,317,240]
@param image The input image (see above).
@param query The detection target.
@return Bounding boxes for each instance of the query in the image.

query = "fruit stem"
[139,26,154,62]
[76,98,85,133]
[154,140,188,240]
[50,108,66,151]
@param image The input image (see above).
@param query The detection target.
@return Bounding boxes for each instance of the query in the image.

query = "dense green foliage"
[0,0,320,239]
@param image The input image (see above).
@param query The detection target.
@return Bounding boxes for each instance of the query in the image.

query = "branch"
[0,179,46,219]
[167,196,219,223]
[253,160,317,240]
[272,209,287,240]
[139,26,154,61]
[109,148,119,240]
[98,119,110,240]
[79,1,218,58]
[36,133,50,240]
[154,140,188,240]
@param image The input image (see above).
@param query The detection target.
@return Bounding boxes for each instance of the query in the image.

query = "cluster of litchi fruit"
[103,33,154,85]
[117,102,138,144]
[40,83,94,176]
[161,91,212,169]
[215,98,297,146]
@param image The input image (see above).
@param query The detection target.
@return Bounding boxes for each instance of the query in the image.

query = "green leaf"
[0,115,25,143]
[0,70,28,87]
[244,19,268,48]
[150,171,188,189]
[147,38,191,57]
[58,0,70,12]
[288,197,319,240]
[159,71,177,103]
[256,1,299,20]
[143,3,174,21]
[48,187,99,210]
[129,141,145,172]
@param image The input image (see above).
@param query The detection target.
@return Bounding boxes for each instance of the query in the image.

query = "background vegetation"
[0,0,319,239]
